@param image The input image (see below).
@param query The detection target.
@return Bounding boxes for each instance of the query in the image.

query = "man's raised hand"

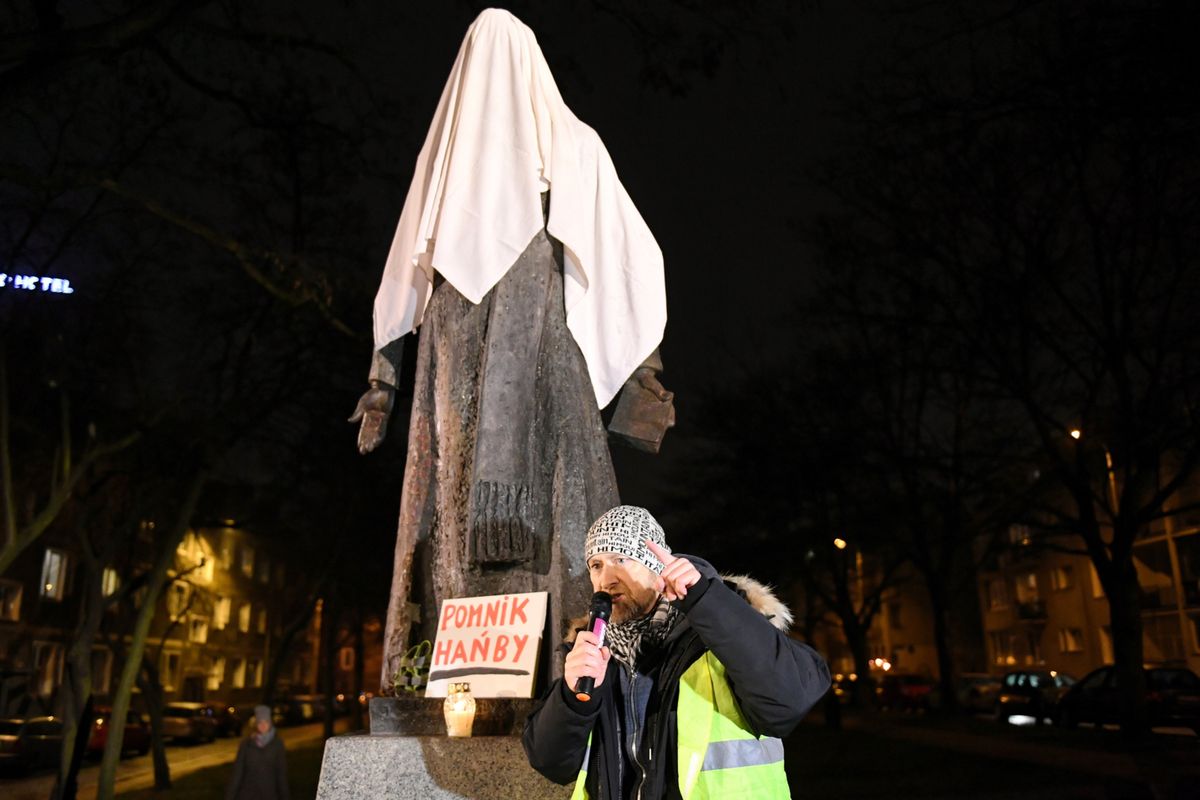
[647,540,700,602]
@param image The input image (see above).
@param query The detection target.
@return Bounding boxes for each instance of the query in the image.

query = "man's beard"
[610,591,658,624]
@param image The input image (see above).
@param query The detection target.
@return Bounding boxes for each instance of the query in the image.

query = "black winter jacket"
[522,556,830,800]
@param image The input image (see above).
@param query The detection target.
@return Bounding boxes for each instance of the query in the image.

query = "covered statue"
[351,8,674,691]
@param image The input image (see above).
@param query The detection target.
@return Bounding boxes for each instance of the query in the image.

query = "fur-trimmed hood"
[566,572,792,642]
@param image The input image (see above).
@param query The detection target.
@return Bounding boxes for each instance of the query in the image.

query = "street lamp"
[833,538,847,550]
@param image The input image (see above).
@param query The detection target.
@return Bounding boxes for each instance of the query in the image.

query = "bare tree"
[815,0,1200,734]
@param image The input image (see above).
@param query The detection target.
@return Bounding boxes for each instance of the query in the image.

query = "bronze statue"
[351,9,674,692]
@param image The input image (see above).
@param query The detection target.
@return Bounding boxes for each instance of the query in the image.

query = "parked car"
[995,670,1075,723]
[876,674,937,711]
[0,718,34,773]
[1055,666,1200,733]
[161,702,218,743]
[277,694,327,726]
[958,673,1002,714]
[830,673,861,705]
[87,708,150,757]
[209,704,247,738]
[0,716,63,772]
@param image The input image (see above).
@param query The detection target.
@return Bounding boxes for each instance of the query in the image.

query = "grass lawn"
[117,741,325,800]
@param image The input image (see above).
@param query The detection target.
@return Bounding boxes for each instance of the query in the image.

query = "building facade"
[0,523,324,718]
[977,522,1200,678]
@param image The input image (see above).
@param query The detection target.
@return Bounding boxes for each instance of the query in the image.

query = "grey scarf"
[605,595,682,669]
[254,726,275,748]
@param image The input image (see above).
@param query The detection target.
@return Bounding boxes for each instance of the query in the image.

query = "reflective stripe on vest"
[570,652,790,800]
[677,652,790,799]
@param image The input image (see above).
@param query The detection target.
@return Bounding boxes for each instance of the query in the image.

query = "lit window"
[238,603,251,633]
[32,641,64,696]
[220,535,235,571]
[101,567,120,597]
[1058,627,1084,653]
[1015,573,1039,604]
[207,657,225,691]
[247,658,262,688]
[1050,565,1074,591]
[161,651,181,691]
[1089,563,1105,598]
[176,532,214,583]
[257,556,270,584]
[986,580,1009,611]
[256,608,267,634]
[213,596,231,630]
[339,647,356,671]
[231,658,246,689]
[165,582,191,619]
[40,549,68,600]
[241,545,255,579]
[0,580,23,621]
[989,631,1015,666]
[189,616,209,644]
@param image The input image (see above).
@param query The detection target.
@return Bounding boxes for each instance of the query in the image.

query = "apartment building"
[0,523,317,717]
[977,522,1200,678]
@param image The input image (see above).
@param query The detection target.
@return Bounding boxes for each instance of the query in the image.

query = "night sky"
[0,0,982,544]
[2,2,890,512]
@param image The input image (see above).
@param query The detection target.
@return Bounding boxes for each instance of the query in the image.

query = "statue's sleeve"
[367,338,406,388]
[638,346,663,375]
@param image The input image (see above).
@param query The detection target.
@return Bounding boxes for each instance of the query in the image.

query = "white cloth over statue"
[372,7,666,408]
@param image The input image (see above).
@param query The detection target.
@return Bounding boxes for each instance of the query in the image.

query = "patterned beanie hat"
[585,505,671,574]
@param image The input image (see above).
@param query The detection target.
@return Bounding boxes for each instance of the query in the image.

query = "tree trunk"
[841,618,873,707]
[96,473,204,800]
[926,580,959,713]
[53,520,110,800]
[52,693,92,800]
[320,592,338,741]
[1107,556,1149,739]
[137,662,170,790]
[353,615,366,731]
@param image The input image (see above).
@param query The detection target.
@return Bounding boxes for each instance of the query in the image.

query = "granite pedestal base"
[316,733,573,799]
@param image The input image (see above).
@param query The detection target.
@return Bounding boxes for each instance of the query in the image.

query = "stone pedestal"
[315,734,573,800]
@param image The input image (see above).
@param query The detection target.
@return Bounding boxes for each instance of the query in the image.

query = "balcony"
[1016,600,1046,620]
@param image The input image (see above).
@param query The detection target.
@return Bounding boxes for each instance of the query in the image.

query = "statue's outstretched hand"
[348,383,395,454]
[633,368,676,430]
[634,367,673,403]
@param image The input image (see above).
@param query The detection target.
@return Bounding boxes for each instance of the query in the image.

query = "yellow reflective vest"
[570,651,790,799]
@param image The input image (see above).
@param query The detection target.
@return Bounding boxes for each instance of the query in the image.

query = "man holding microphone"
[523,506,831,799]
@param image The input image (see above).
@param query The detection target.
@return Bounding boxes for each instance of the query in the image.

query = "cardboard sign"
[425,591,548,698]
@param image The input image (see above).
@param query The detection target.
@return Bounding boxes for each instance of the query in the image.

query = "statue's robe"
[380,213,619,690]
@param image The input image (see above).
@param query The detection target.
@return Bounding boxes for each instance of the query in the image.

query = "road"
[0,718,355,800]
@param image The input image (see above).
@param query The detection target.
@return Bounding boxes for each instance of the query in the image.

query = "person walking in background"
[226,705,289,800]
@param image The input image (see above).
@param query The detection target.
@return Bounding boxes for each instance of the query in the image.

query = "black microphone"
[573,591,612,702]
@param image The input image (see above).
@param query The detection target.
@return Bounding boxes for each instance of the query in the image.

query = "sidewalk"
[786,710,1199,799]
